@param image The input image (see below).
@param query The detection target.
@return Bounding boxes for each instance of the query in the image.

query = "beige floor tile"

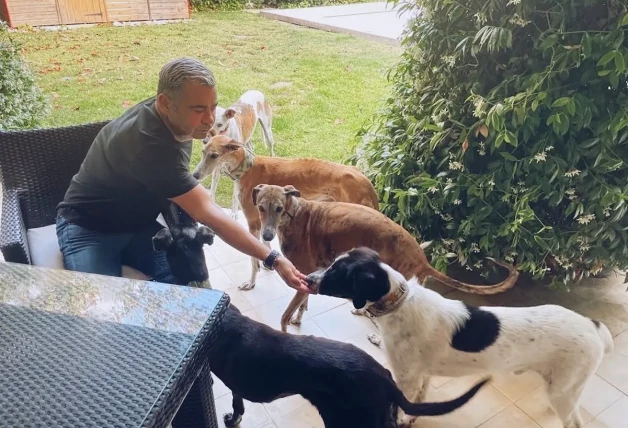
[420,375,510,427]
[478,404,541,428]
[597,351,628,395]
[596,396,628,428]
[222,259,270,290]
[612,329,628,357]
[430,376,454,388]
[585,419,611,428]
[209,238,251,267]
[207,267,235,291]
[223,286,253,312]
[516,386,595,428]
[260,424,278,428]
[313,302,379,342]
[491,371,545,402]
[214,393,273,428]
[263,394,310,420]
[239,273,291,308]
[241,307,264,324]
[579,375,623,417]
[203,248,221,270]
[253,296,329,337]
[273,402,323,428]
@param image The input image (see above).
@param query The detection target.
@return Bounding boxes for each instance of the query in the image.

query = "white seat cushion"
[26,224,150,280]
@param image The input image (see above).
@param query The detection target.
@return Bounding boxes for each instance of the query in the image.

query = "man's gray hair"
[157,57,216,99]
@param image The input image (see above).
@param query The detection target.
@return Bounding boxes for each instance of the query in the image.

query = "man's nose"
[203,109,215,125]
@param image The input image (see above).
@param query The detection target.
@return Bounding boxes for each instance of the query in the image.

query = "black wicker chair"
[0,121,180,265]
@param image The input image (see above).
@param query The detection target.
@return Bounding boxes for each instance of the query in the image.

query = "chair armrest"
[0,190,31,264]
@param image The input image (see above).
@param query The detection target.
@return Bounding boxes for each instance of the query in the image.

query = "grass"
[12,11,401,206]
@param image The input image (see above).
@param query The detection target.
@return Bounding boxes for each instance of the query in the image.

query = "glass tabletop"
[0,262,229,428]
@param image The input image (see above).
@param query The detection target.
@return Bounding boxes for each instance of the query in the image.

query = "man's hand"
[274,256,314,294]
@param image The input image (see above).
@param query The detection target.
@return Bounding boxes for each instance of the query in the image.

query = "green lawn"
[13,11,400,206]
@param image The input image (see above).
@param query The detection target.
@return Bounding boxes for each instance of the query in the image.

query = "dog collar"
[367,281,409,317]
[188,279,212,289]
[223,146,255,181]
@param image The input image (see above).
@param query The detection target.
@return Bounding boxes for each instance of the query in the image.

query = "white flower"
[446,178,453,185]
[577,214,595,225]
[449,161,464,171]
[470,243,480,253]
[442,239,454,246]
[546,146,554,151]
[505,255,514,262]
[428,186,439,194]
[603,206,611,217]
[488,179,495,187]
[533,152,547,163]
[443,55,456,67]
[453,199,462,205]
[579,244,590,252]
[507,0,521,5]
[474,261,483,269]
[440,213,453,221]
[458,237,466,243]
[564,169,581,178]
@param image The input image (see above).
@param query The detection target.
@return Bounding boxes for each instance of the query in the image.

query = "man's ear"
[225,108,237,119]
[252,184,265,206]
[225,139,243,152]
[282,185,301,198]
[196,225,215,246]
[153,228,173,252]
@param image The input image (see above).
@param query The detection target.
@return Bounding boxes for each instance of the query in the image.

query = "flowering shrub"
[0,21,49,130]
[351,0,628,288]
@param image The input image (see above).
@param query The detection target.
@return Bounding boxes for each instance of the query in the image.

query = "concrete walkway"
[259,2,418,46]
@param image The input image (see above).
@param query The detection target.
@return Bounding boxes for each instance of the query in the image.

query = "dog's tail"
[391,377,490,417]
[424,257,519,295]
[592,319,614,355]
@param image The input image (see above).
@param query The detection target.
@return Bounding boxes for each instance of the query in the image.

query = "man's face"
[160,81,218,141]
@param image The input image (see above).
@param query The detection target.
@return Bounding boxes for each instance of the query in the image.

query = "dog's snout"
[262,229,275,242]
[192,171,200,180]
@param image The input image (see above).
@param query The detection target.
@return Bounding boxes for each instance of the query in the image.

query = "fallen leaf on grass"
[72,106,80,111]
[261,46,268,50]
[122,100,134,108]
[334,118,344,125]
[462,138,469,152]
[129,56,140,61]
[97,78,106,85]
[70,45,80,50]
[91,51,99,57]
[133,41,141,45]
[345,65,353,72]
[50,92,59,99]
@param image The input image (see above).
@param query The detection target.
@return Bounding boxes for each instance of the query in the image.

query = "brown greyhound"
[192,135,380,290]
[250,184,519,335]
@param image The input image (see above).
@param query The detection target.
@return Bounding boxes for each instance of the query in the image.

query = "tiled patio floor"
[208,209,628,428]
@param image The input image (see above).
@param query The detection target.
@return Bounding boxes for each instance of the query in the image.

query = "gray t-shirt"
[57,96,199,233]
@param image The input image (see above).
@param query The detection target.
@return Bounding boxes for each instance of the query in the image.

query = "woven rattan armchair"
[0,121,181,265]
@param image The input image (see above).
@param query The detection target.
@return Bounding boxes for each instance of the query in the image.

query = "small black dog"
[152,220,490,428]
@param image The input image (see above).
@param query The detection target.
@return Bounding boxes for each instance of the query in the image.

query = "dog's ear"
[196,225,215,246]
[282,185,301,198]
[225,139,243,152]
[252,184,266,206]
[153,228,173,252]
[225,108,237,119]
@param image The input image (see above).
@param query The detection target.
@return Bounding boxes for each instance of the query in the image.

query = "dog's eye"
[259,206,266,213]
[210,153,219,159]
[275,206,283,213]
[217,123,222,127]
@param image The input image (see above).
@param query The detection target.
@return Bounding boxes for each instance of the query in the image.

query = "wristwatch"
[263,250,281,270]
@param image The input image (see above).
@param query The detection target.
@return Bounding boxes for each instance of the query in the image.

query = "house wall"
[3,0,61,27]
[105,0,149,22]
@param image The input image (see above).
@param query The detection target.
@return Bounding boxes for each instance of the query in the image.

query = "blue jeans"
[56,215,176,283]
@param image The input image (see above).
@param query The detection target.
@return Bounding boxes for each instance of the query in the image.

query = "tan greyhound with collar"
[250,184,519,335]
[191,135,380,290]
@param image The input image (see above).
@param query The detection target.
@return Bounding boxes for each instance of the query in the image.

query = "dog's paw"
[223,412,242,427]
[398,414,418,428]
[351,308,366,316]
[238,281,256,291]
[290,316,302,326]
[367,333,382,347]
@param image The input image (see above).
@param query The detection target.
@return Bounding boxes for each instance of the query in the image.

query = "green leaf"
[597,51,617,67]
[531,99,539,112]
[582,33,593,56]
[534,235,551,252]
[619,13,628,28]
[598,69,612,76]
[567,99,576,116]
[552,97,570,108]
[500,152,517,161]
[615,51,626,73]
[610,71,620,88]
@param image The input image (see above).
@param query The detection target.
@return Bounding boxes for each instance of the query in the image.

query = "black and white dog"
[152,222,490,428]
[306,247,615,428]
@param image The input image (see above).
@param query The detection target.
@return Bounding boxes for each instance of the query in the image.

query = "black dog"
[152,221,490,428]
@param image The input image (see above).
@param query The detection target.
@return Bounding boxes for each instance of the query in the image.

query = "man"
[56,57,310,293]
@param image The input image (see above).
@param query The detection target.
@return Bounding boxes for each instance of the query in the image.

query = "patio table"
[0,261,230,428]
